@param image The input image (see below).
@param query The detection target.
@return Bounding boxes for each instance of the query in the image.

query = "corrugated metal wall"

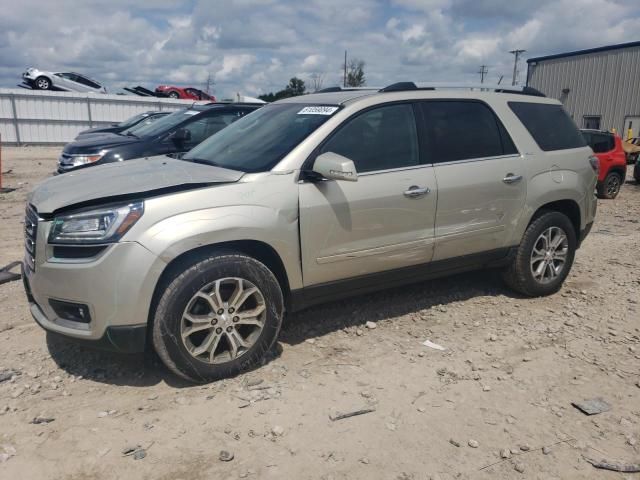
[527,45,640,134]
[0,89,196,145]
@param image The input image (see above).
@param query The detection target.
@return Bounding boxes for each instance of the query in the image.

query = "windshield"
[121,113,168,135]
[128,109,199,138]
[118,112,148,128]
[183,103,339,172]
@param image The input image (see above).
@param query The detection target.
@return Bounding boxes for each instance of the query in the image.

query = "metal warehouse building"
[526,41,640,138]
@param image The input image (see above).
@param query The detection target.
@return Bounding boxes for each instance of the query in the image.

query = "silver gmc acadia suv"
[23,83,598,382]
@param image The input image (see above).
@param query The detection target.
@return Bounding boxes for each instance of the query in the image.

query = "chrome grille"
[24,205,39,272]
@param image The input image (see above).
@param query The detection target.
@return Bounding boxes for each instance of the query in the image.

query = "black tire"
[502,211,576,297]
[152,252,283,383]
[596,172,622,199]
[34,76,51,90]
[168,91,180,99]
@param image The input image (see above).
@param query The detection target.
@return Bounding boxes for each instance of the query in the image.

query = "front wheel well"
[147,240,291,330]
[530,199,581,239]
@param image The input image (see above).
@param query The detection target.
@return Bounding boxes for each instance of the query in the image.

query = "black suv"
[57,103,261,173]
[75,111,169,139]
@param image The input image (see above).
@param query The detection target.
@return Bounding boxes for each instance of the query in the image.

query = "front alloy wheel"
[152,252,283,383]
[181,278,266,364]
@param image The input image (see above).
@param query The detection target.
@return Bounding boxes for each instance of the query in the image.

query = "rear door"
[419,100,526,261]
[299,102,437,286]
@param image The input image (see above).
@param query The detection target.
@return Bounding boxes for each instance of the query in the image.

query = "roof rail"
[316,86,379,93]
[379,82,546,97]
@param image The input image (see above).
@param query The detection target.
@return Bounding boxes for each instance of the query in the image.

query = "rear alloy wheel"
[152,252,283,383]
[597,172,622,199]
[502,211,576,297]
[35,76,51,90]
[168,91,180,99]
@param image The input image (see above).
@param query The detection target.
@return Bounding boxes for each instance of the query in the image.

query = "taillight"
[589,155,599,174]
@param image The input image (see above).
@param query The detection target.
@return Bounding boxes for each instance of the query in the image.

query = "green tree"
[258,77,306,102]
[346,59,366,87]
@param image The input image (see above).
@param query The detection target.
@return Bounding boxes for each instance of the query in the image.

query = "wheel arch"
[529,199,581,242]
[147,240,292,331]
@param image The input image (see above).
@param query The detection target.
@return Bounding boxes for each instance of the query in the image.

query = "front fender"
[134,179,303,290]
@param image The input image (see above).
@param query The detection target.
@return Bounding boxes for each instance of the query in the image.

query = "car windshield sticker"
[297,106,339,115]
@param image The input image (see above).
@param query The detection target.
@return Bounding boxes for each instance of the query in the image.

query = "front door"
[418,100,526,261]
[299,103,437,286]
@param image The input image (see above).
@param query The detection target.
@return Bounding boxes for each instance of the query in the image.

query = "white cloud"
[0,0,638,97]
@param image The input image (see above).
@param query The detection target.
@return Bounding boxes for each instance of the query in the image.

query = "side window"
[509,102,586,151]
[320,104,419,173]
[420,101,515,163]
[590,133,614,153]
[183,112,242,145]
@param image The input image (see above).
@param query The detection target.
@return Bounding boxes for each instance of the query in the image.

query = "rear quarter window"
[509,102,586,151]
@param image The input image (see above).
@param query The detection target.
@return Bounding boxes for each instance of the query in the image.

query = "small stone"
[359,457,370,464]
[520,444,530,452]
[386,422,397,431]
[356,329,364,336]
[468,439,479,448]
[52,376,62,383]
[271,425,285,437]
[542,446,551,455]
[121,445,141,456]
[482,385,491,392]
[30,416,55,425]
[133,449,146,460]
[219,450,234,462]
[488,334,497,342]
[147,394,159,400]
[627,436,637,446]
[365,321,376,330]
[305,338,316,344]
[98,411,109,418]
[417,407,426,413]
[472,372,481,381]
[500,448,511,459]
[522,357,532,362]
[514,462,525,473]
[449,438,461,447]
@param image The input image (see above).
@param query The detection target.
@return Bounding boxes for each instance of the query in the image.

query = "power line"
[509,49,526,86]
[478,65,488,84]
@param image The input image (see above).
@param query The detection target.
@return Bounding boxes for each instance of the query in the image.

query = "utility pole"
[478,65,488,84]
[343,51,347,88]
[509,49,526,86]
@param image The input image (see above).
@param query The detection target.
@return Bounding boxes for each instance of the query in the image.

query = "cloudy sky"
[1,0,639,98]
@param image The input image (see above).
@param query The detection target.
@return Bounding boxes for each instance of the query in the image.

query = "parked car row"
[20,67,216,100]
[58,103,261,173]
[25,83,600,383]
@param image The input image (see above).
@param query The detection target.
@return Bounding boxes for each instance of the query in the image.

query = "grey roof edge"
[527,41,640,63]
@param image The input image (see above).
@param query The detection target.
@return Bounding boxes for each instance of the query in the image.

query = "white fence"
[0,88,197,145]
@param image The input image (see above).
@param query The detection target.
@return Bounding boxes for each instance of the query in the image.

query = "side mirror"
[171,128,191,143]
[312,152,358,182]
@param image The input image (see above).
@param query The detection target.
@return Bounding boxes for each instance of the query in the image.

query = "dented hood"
[29,156,244,214]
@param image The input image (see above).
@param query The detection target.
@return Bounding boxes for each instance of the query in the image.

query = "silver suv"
[23,83,598,382]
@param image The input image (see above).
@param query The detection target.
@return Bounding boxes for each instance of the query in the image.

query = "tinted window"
[321,104,419,173]
[509,102,586,151]
[420,101,516,163]
[183,104,332,173]
[583,132,614,153]
[131,109,199,138]
[182,111,242,145]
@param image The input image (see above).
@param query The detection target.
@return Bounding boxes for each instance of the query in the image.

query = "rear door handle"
[403,186,431,198]
[503,174,523,184]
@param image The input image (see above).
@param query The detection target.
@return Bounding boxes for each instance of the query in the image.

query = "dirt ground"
[0,147,639,480]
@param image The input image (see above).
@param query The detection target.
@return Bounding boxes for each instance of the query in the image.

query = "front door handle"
[503,174,523,184]
[403,186,431,198]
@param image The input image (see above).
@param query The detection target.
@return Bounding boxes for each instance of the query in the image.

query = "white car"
[21,67,107,93]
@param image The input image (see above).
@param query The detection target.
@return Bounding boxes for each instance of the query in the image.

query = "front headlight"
[63,150,108,167]
[48,202,144,244]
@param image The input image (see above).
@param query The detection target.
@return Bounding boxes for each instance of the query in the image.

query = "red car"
[581,129,627,199]
[155,85,215,101]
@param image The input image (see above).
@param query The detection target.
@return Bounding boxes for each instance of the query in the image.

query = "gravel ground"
[0,147,639,480]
